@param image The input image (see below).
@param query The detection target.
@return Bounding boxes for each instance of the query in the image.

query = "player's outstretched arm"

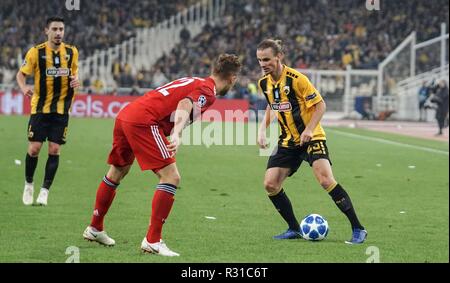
[300,100,326,146]
[168,98,194,153]
[69,76,80,88]
[257,105,276,149]
[16,71,33,97]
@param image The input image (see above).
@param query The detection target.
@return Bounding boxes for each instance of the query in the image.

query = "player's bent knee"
[28,148,41,156]
[159,172,181,186]
[107,165,130,183]
[48,149,60,155]
[264,180,281,195]
[28,144,42,156]
[48,144,61,155]
[121,166,131,177]
[319,177,335,190]
[171,173,181,186]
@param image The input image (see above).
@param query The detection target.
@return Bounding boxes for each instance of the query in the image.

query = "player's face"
[218,75,238,96]
[256,48,282,76]
[45,22,65,46]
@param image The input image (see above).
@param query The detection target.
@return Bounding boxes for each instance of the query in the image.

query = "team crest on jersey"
[271,102,292,112]
[46,67,70,77]
[197,95,207,107]
[283,86,290,95]
[65,54,71,61]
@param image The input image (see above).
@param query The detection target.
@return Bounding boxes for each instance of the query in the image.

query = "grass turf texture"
[0,115,448,262]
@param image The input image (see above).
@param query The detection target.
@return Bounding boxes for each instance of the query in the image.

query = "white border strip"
[327,129,449,156]
[151,125,170,159]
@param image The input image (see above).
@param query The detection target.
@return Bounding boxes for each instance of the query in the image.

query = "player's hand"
[300,128,313,146]
[69,76,80,88]
[257,130,268,149]
[167,134,181,156]
[21,86,33,98]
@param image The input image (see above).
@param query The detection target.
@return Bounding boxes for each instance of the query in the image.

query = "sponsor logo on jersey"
[271,102,292,112]
[46,67,70,77]
[306,93,317,101]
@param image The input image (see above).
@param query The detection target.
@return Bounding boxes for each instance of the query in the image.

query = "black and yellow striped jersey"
[258,65,326,148]
[20,42,78,115]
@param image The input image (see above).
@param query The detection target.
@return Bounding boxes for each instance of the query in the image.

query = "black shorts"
[267,140,332,177]
[27,113,69,145]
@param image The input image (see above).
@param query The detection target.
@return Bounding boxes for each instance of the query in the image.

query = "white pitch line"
[327,129,449,156]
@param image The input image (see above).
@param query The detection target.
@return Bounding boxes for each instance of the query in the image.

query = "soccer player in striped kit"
[17,16,79,206]
[256,39,367,244]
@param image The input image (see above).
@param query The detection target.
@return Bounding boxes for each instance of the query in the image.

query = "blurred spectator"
[147,0,448,94]
[111,60,122,83]
[180,26,191,43]
[1,0,448,96]
[418,81,430,121]
[361,101,377,120]
[430,80,449,135]
[91,78,105,94]
[0,0,199,70]
[129,85,141,96]
[152,68,169,86]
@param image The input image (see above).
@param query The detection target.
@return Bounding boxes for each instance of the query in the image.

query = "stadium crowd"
[0,0,199,70]
[0,0,448,98]
[148,0,448,82]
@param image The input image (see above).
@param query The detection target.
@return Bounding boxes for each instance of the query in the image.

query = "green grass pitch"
[0,115,448,262]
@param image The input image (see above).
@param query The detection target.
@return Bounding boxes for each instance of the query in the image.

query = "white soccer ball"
[300,213,329,241]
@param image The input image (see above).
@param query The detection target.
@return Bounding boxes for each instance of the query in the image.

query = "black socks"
[329,184,364,230]
[269,189,300,231]
[42,155,60,190]
[25,153,38,183]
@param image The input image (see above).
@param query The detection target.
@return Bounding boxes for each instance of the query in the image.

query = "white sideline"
[327,129,449,156]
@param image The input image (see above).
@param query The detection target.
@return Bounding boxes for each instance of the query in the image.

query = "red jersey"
[118,77,217,134]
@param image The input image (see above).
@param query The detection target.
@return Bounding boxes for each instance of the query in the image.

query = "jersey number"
[156,78,195,96]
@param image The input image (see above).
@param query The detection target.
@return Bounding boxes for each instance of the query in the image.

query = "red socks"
[89,178,176,243]
[146,183,177,243]
[90,176,118,231]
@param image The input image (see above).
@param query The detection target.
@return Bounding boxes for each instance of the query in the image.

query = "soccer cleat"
[22,182,34,205]
[83,226,116,246]
[141,238,180,257]
[36,188,49,206]
[273,228,302,240]
[345,228,368,244]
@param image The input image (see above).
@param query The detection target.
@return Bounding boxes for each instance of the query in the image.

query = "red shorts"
[107,119,176,172]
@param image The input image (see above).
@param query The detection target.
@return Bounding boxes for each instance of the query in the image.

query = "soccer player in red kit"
[83,54,242,256]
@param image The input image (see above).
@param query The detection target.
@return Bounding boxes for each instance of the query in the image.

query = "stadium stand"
[0,0,199,72]
[0,0,448,101]
[149,0,448,83]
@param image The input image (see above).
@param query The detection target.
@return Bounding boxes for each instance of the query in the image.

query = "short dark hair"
[212,54,242,79]
[46,16,64,27]
[257,39,284,55]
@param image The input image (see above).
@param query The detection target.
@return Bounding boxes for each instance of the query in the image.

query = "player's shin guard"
[328,183,364,230]
[90,176,118,231]
[269,189,300,231]
[25,153,38,183]
[42,154,59,190]
[146,183,176,243]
